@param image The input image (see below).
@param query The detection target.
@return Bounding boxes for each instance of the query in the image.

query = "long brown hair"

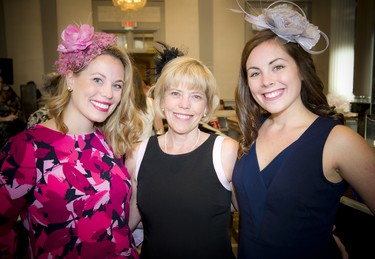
[235,29,344,156]
[133,66,148,113]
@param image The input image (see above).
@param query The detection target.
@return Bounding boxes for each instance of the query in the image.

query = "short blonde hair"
[151,56,220,123]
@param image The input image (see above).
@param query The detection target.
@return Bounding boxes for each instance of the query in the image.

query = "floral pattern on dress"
[26,107,50,129]
[0,125,139,258]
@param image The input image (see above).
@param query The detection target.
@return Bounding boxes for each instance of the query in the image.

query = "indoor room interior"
[0,0,374,258]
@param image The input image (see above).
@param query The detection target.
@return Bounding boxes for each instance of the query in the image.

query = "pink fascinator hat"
[232,0,329,54]
[55,24,118,75]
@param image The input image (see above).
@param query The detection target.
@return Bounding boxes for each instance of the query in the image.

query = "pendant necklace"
[164,128,201,153]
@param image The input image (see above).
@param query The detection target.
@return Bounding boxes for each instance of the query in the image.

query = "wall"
[1,0,92,95]
[40,0,58,74]
[164,0,244,101]
[2,0,370,103]
[311,0,331,95]
[164,0,200,58]
[3,0,44,95]
[213,0,244,101]
[56,0,92,36]
[353,0,374,98]
[0,0,6,57]
[2,0,245,100]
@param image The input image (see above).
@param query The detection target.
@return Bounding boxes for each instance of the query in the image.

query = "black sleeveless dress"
[137,134,235,259]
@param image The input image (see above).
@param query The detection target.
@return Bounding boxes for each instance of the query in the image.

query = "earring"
[203,113,207,117]
[67,86,73,92]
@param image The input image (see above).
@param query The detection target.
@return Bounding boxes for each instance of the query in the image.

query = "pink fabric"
[55,24,118,75]
[0,125,138,258]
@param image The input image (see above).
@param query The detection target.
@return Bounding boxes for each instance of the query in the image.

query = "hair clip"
[55,24,118,75]
[232,0,329,54]
[154,41,185,79]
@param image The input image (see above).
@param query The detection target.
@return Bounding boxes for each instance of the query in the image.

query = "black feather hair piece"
[154,41,184,79]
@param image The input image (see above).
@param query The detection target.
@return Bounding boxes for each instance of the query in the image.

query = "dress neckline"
[255,116,321,173]
[34,124,100,138]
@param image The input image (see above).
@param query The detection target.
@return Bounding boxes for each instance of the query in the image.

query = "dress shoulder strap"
[213,135,231,191]
[135,138,150,181]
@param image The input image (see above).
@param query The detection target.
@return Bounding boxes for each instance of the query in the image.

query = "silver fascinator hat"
[232,0,329,54]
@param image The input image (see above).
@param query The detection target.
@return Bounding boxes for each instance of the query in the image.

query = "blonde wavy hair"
[48,47,142,157]
[151,56,220,123]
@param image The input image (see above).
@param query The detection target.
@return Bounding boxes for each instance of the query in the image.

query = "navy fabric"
[233,116,348,259]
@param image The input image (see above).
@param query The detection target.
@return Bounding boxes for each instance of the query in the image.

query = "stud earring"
[67,86,73,92]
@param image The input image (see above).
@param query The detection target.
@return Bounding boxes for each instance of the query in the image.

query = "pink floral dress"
[0,125,138,258]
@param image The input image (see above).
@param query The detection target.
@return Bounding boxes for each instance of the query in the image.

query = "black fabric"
[137,134,234,259]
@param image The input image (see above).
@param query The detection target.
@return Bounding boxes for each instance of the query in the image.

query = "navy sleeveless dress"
[233,116,348,259]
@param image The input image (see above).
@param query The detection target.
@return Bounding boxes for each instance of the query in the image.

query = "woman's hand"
[0,114,18,122]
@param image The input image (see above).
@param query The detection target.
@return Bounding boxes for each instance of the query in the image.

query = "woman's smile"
[90,100,111,112]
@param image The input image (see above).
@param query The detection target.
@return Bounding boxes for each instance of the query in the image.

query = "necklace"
[164,129,201,153]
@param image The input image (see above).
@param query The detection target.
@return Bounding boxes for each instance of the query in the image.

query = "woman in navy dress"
[232,1,375,258]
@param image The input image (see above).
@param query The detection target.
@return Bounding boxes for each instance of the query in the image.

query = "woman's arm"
[0,137,33,254]
[151,98,164,135]
[221,137,239,210]
[0,114,17,122]
[124,143,143,231]
[326,125,375,214]
[129,177,142,231]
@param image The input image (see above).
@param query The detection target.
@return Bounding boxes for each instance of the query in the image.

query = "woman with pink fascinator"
[0,24,141,258]
[232,1,375,258]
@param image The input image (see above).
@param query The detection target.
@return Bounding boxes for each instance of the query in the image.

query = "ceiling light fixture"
[112,0,147,12]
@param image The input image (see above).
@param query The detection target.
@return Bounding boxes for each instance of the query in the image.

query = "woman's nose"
[262,74,275,87]
[179,95,191,109]
[101,84,113,98]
